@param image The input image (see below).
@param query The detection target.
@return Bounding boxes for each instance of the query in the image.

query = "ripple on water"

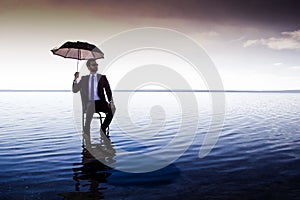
[1,92,300,199]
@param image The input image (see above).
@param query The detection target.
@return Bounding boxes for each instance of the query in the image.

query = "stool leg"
[99,113,103,126]
[98,112,109,136]
[82,112,85,132]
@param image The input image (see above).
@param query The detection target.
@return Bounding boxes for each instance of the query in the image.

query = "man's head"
[86,58,98,73]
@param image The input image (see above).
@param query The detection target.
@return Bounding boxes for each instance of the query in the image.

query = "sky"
[0,0,300,90]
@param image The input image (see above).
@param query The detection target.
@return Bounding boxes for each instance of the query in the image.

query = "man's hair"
[86,58,96,67]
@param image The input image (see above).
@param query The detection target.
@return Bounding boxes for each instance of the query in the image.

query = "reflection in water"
[61,132,116,200]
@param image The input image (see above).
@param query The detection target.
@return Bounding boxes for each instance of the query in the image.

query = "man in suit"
[72,58,113,135]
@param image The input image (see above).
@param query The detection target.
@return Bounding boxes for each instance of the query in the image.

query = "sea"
[0,91,299,200]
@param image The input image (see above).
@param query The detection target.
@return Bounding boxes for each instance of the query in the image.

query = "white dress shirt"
[89,74,100,101]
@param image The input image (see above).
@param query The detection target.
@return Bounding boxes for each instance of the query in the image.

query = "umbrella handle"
[77,59,79,72]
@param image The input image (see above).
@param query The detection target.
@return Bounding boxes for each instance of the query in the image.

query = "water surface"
[0,92,300,199]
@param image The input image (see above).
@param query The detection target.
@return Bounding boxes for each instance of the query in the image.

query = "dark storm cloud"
[45,0,300,27]
[1,0,300,29]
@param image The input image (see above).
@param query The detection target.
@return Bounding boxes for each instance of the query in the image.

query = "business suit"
[72,74,113,133]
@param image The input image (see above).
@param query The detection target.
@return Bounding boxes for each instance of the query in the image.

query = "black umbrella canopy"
[51,41,104,71]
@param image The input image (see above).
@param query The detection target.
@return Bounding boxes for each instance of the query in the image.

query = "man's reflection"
[61,133,116,199]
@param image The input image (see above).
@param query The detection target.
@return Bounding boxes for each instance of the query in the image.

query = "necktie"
[91,75,94,100]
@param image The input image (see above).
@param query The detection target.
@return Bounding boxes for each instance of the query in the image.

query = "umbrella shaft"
[77,59,79,72]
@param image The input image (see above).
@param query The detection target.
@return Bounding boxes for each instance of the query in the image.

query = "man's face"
[88,61,98,73]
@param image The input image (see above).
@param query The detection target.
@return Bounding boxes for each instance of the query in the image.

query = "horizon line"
[0,89,300,93]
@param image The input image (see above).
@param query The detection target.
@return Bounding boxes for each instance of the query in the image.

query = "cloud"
[243,30,300,50]
[198,31,220,37]
[191,31,220,43]
[282,30,300,39]
[290,66,300,69]
[229,35,246,43]
[273,62,283,66]
[243,39,260,47]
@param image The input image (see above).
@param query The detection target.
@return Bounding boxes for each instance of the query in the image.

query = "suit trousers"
[84,100,113,132]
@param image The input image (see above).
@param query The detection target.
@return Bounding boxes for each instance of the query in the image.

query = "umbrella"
[51,41,104,72]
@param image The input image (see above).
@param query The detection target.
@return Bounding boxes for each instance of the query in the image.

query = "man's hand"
[74,72,79,81]
[108,100,114,109]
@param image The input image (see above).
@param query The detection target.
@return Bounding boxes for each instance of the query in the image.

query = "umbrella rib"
[65,48,71,57]
[91,51,96,58]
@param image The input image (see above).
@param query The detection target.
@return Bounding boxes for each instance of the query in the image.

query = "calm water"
[0,92,300,200]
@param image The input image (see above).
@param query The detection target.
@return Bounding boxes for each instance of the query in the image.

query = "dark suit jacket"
[72,74,112,109]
